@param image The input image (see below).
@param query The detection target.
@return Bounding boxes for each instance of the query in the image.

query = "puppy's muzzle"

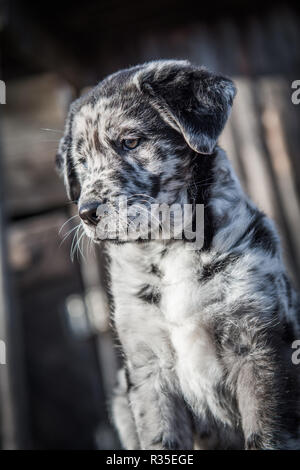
[79,201,100,226]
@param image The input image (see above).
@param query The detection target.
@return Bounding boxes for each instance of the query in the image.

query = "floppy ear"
[56,105,81,202]
[138,60,236,154]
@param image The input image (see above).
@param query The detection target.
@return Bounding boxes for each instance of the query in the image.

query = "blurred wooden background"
[0,0,299,449]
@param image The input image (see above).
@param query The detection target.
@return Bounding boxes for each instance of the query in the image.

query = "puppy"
[57,60,300,449]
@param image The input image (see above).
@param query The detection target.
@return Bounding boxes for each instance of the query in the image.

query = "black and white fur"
[57,60,300,450]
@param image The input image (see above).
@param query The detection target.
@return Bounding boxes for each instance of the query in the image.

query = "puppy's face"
[57,60,235,242]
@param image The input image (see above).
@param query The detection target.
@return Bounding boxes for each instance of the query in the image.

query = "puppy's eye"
[79,158,88,168]
[122,138,140,150]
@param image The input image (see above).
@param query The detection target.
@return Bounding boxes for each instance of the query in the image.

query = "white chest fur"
[160,245,227,423]
[109,242,227,423]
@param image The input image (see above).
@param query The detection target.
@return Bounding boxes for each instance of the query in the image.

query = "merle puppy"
[57,60,300,449]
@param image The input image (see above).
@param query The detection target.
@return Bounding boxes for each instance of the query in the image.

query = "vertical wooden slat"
[270,79,300,205]
[0,192,16,449]
[230,78,276,217]
[79,241,118,398]
[258,77,300,288]
[219,94,246,187]
[79,242,120,449]
[0,111,30,449]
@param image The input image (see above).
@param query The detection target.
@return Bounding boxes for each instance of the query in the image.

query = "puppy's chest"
[111,243,208,323]
[159,248,225,413]
[111,244,224,410]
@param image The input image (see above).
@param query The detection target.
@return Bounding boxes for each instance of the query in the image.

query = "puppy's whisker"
[70,225,82,261]
[60,223,81,247]
[73,230,86,262]
[87,235,95,256]
[79,232,87,262]
[41,128,64,133]
[59,214,80,234]
[74,228,85,261]
[127,193,156,202]
[70,226,79,260]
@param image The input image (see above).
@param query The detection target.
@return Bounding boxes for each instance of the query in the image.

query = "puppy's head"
[57,60,236,242]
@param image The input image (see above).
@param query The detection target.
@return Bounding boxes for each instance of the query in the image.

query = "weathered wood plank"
[219,112,245,186]
[2,74,74,217]
[9,212,79,287]
[230,78,276,217]
[0,112,30,449]
[79,239,119,407]
[8,211,111,449]
[64,209,119,448]
[257,77,300,288]
[230,78,300,287]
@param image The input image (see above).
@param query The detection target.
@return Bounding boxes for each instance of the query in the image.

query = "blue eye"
[122,138,140,150]
[79,158,88,168]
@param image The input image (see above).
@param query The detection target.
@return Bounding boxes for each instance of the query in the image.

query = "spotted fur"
[57,60,300,449]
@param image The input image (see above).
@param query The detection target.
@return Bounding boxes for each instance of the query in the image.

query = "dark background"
[0,0,299,449]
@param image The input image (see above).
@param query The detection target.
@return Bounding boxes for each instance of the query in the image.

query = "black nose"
[79,202,100,226]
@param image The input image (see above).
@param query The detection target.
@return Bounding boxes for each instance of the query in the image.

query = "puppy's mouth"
[80,207,193,246]
[79,199,157,243]
[79,194,194,244]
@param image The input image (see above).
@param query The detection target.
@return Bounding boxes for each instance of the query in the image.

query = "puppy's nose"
[79,202,100,226]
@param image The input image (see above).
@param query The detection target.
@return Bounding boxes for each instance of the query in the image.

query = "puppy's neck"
[197,146,251,253]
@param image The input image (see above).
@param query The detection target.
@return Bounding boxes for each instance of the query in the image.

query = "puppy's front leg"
[128,366,193,450]
[228,324,299,449]
[112,368,140,450]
